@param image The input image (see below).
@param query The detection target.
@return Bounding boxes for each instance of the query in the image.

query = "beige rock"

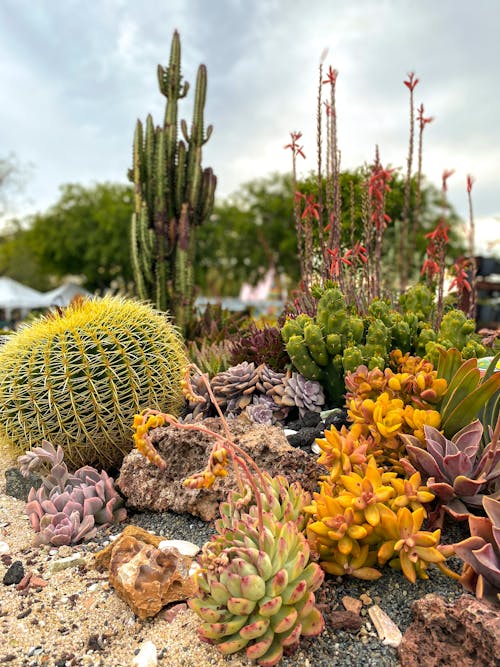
[158,539,200,558]
[342,595,363,615]
[107,535,195,619]
[368,604,402,648]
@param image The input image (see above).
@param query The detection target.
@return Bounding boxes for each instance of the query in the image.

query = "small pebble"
[0,541,10,555]
[132,640,157,667]
[2,560,24,585]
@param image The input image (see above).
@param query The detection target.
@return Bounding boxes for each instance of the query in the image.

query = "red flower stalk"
[326,246,353,278]
[404,72,419,91]
[441,169,455,192]
[301,194,320,221]
[449,257,472,295]
[322,65,338,86]
[417,103,434,130]
[284,131,306,159]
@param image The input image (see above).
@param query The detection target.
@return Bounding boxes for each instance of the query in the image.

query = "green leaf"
[442,372,500,437]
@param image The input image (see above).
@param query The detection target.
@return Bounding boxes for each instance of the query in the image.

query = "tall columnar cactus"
[0,296,188,470]
[130,30,217,332]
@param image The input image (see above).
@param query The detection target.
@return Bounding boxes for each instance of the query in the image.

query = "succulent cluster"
[281,284,486,405]
[306,440,442,583]
[190,476,324,666]
[400,419,500,522]
[184,362,325,424]
[452,496,500,604]
[229,324,290,372]
[19,440,126,546]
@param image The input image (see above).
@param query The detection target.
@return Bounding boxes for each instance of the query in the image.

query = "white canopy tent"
[0,276,47,320]
[0,277,92,322]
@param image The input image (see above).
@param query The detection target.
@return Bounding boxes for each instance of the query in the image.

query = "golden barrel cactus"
[0,296,188,469]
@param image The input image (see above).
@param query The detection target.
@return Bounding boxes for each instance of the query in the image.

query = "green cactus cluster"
[130,30,216,333]
[0,296,188,470]
[281,284,486,405]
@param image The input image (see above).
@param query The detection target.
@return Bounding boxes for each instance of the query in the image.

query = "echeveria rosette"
[400,420,500,520]
[190,512,324,666]
[34,511,97,546]
[452,496,500,604]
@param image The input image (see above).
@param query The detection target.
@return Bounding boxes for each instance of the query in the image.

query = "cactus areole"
[129,30,217,333]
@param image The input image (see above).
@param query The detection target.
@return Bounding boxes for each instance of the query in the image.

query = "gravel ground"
[0,443,472,667]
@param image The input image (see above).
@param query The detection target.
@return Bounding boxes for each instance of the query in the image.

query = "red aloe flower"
[466,174,475,194]
[322,65,338,86]
[404,72,419,92]
[441,169,455,192]
[284,131,306,159]
[421,257,440,281]
[449,258,472,294]
[425,220,449,243]
[301,194,320,221]
[417,103,434,129]
[327,247,353,278]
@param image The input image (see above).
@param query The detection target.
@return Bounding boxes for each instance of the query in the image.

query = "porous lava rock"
[398,593,500,667]
[117,418,325,521]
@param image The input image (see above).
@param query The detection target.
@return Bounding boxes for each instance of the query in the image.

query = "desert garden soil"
[0,443,470,667]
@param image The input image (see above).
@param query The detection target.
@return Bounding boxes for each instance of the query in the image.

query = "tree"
[194,171,464,296]
[25,182,134,291]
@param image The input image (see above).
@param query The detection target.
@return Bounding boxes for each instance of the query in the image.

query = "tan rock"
[342,595,363,615]
[107,535,195,619]
[93,525,163,571]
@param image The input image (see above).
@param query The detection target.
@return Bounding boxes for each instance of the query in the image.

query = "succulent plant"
[451,496,500,604]
[305,455,439,583]
[34,511,97,547]
[187,339,233,376]
[230,324,290,372]
[22,440,126,546]
[245,399,275,427]
[435,348,500,439]
[0,296,187,470]
[273,372,325,418]
[400,419,500,521]
[211,361,263,410]
[190,511,324,666]
[130,30,216,332]
[280,284,486,406]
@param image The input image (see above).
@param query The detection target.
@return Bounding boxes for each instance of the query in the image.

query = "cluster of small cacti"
[0,296,187,470]
[280,284,486,405]
[184,362,325,424]
[305,447,443,583]
[190,473,325,666]
[19,440,126,546]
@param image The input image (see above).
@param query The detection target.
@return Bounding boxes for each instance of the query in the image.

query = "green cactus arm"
[342,345,364,373]
[303,323,328,366]
[132,120,144,213]
[198,167,217,222]
[325,333,342,356]
[144,115,156,216]
[286,335,322,380]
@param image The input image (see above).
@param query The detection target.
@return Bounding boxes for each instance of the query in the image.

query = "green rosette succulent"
[190,511,324,666]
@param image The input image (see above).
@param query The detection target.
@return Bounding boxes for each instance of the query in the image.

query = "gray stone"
[4,467,41,501]
[117,418,325,521]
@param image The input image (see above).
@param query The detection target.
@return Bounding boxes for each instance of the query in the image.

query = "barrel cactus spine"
[130,30,217,333]
[0,296,188,470]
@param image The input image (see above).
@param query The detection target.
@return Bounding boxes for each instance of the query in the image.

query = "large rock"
[117,418,325,521]
[399,593,500,667]
[95,531,195,619]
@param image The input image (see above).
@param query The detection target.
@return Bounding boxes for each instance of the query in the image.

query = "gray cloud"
[0,0,498,247]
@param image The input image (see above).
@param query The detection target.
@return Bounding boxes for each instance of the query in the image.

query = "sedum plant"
[132,366,325,666]
[451,496,500,604]
[400,418,500,522]
[20,440,126,546]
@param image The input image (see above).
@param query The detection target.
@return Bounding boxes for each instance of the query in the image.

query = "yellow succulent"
[337,457,396,527]
[377,506,444,583]
[403,405,441,443]
[315,425,372,482]
[315,540,381,581]
[386,472,435,512]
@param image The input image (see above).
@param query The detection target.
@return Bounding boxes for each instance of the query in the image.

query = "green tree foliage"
[195,171,464,296]
[0,218,51,290]
[22,183,134,291]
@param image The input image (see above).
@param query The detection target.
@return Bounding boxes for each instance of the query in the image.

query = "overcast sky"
[0,0,499,252]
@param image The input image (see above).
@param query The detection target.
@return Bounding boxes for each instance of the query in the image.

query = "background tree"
[25,182,134,292]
